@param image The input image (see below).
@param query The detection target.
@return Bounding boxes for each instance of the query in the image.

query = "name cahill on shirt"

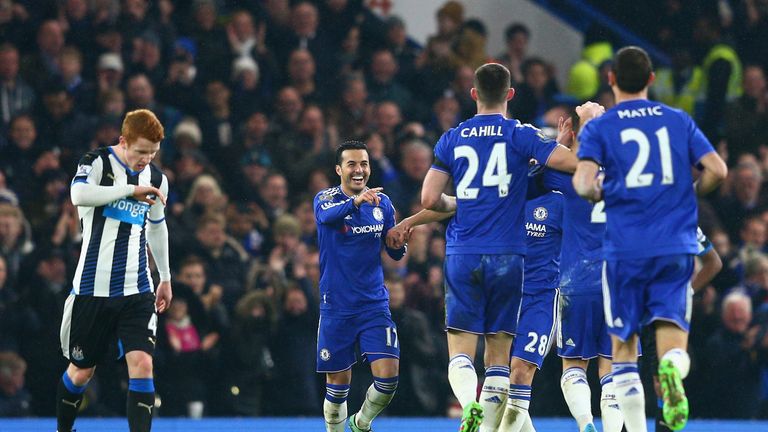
[461,125,503,138]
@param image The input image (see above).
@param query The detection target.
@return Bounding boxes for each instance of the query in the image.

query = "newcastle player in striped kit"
[57,109,172,432]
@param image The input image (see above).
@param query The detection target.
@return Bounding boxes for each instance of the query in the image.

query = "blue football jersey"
[542,169,606,296]
[524,191,563,293]
[577,100,715,259]
[432,114,559,255]
[314,186,406,317]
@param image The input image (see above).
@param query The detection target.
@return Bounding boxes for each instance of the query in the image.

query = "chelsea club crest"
[533,207,548,221]
[372,207,384,222]
[320,348,331,361]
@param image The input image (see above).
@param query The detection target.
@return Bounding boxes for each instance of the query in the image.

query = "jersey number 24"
[454,143,512,199]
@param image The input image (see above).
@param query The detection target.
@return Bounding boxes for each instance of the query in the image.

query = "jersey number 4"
[454,143,512,199]
[621,127,673,188]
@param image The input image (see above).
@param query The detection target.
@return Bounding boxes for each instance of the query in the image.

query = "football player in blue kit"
[498,171,563,432]
[536,112,625,432]
[314,140,407,432]
[419,62,597,432]
[573,47,728,432]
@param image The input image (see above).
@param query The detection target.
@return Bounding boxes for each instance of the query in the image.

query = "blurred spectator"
[435,1,464,42]
[258,172,289,221]
[182,174,227,230]
[200,80,235,162]
[566,29,613,101]
[386,278,441,415]
[288,104,337,190]
[129,30,165,87]
[715,161,768,241]
[366,48,415,117]
[95,53,125,98]
[61,0,95,52]
[157,296,208,418]
[21,20,65,92]
[173,117,203,154]
[1,114,38,191]
[227,204,268,258]
[372,101,403,157]
[116,0,174,57]
[191,215,249,310]
[272,284,319,415]
[286,48,327,104]
[454,19,491,71]
[386,139,432,212]
[385,16,420,86]
[326,72,371,140]
[157,38,202,116]
[0,43,35,130]
[725,65,768,159]
[125,73,181,162]
[733,0,768,73]
[221,291,275,415]
[35,81,94,168]
[652,45,700,116]
[279,1,335,82]
[428,93,461,140]
[0,204,33,278]
[497,23,530,85]
[230,56,263,121]
[189,0,228,83]
[413,35,459,107]
[700,291,768,418]
[692,14,743,142]
[59,46,97,114]
[0,351,30,417]
[509,57,559,126]
[0,0,34,51]
[450,65,476,119]
[17,248,69,415]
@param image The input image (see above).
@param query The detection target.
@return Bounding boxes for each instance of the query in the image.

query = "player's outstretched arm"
[573,160,602,202]
[692,247,722,292]
[421,169,455,212]
[545,145,578,173]
[386,206,454,249]
[314,188,382,224]
[694,152,728,196]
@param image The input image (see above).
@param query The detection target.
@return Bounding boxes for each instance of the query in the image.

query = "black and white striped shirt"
[70,147,169,297]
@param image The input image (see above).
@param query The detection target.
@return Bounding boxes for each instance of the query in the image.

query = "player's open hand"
[133,186,166,206]
[354,187,383,207]
[155,281,172,313]
[386,222,412,249]
[556,116,574,147]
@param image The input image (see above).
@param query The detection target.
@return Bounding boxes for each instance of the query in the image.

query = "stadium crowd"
[0,0,766,421]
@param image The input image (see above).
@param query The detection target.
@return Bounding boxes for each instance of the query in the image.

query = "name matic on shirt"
[617,106,663,119]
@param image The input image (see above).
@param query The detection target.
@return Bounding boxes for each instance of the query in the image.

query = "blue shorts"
[603,255,694,341]
[512,289,559,368]
[444,254,524,335]
[557,292,612,360]
[316,310,399,373]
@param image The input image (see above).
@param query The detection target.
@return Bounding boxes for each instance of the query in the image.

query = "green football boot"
[658,358,689,431]
[459,401,484,432]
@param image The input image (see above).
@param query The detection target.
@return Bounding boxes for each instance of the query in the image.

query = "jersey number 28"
[454,143,512,199]
[621,127,673,188]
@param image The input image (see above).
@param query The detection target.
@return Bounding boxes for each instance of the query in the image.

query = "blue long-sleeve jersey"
[314,186,405,317]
